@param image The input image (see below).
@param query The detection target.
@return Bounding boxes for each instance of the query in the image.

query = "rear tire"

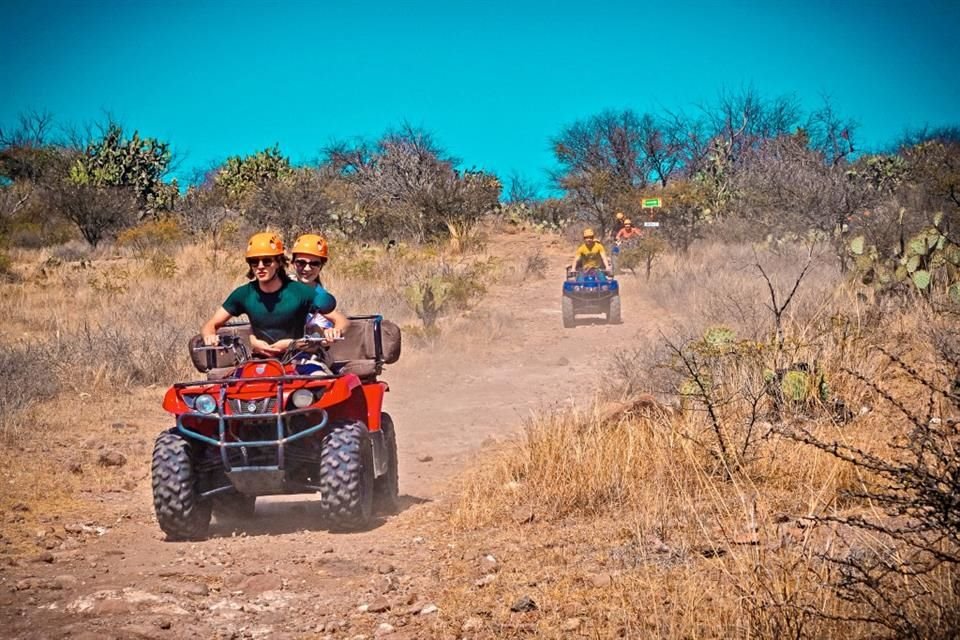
[607,295,622,324]
[152,432,211,540]
[562,296,575,328]
[212,493,256,522]
[373,413,399,514]
[319,421,374,530]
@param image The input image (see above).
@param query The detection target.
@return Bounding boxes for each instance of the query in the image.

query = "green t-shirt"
[222,279,337,343]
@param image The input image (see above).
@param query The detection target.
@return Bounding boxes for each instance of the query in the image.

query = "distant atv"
[562,267,621,327]
[152,316,401,540]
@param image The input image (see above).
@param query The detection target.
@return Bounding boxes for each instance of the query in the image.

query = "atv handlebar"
[193,334,245,352]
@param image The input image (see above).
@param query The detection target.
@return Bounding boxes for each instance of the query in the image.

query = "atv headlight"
[290,389,314,409]
[194,394,217,415]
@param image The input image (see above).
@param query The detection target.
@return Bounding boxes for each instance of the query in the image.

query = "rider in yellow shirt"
[571,228,611,273]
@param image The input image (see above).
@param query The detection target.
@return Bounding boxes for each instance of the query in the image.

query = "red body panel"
[361,382,388,431]
[162,364,387,433]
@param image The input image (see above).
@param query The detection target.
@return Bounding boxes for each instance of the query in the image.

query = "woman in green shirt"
[201,232,337,358]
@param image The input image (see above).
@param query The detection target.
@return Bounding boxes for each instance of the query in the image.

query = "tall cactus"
[69,124,174,212]
[404,276,451,328]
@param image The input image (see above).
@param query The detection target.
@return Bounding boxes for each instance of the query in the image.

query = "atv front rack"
[174,374,331,493]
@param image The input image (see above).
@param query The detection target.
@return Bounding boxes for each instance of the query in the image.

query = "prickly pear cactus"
[848,212,960,298]
[764,365,830,408]
[700,326,737,355]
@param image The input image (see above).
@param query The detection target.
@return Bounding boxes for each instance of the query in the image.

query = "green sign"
[642,197,662,209]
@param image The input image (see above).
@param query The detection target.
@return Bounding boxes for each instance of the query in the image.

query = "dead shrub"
[0,343,59,438]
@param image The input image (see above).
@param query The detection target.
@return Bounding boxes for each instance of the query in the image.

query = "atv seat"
[327,315,401,383]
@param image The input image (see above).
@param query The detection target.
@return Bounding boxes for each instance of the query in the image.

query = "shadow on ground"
[204,493,431,539]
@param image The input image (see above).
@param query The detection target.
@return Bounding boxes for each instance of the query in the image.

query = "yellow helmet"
[624,218,633,226]
[246,232,284,258]
[615,211,625,220]
[583,228,596,239]
[291,233,329,259]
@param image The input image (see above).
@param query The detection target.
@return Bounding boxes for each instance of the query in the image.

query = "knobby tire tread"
[152,432,211,540]
[320,421,374,530]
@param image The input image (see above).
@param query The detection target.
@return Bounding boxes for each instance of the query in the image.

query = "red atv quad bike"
[151,315,401,540]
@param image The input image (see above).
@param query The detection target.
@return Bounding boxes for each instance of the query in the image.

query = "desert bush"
[403,259,489,328]
[0,343,60,438]
[47,183,138,247]
[523,248,548,278]
[777,312,960,639]
[116,217,184,254]
[616,235,666,279]
[326,124,501,244]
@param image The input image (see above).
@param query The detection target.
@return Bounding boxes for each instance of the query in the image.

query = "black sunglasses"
[294,258,324,268]
[246,257,276,267]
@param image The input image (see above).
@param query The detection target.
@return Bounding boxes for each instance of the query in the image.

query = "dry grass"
[438,240,960,638]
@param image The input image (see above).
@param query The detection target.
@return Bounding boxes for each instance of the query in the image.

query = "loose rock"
[479,554,498,572]
[474,574,496,587]
[510,595,538,612]
[239,573,283,595]
[374,623,395,637]
[587,573,612,588]
[416,455,433,463]
[462,617,484,632]
[97,451,127,468]
[54,574,79,589]
[366,596,391,613]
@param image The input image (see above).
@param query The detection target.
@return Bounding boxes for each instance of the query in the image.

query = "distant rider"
[615,219,644,245]
[571,228,611,273]
[613,211,626,237]
[201,232,337,357]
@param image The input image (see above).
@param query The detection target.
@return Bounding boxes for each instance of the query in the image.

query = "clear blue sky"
[2,0,958,186]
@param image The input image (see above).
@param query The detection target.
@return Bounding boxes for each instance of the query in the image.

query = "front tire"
[320,421,374,530]
[607,295,622,324]
[562,296,575,328]
[373,413,399,514]
[152,432,211,540]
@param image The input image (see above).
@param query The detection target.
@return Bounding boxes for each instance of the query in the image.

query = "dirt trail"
[1,233,670,639]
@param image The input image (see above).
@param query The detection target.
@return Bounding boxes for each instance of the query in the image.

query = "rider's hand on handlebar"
[249,336,286,357]
[322,327,342,342]
[202,333,220,347]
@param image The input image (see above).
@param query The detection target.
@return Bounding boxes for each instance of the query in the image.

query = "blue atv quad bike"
[562,267,621,327]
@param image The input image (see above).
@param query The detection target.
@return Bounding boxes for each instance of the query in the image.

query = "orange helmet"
[291,233,329,259]
[246,232,284,258]
[583,228,596,239]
